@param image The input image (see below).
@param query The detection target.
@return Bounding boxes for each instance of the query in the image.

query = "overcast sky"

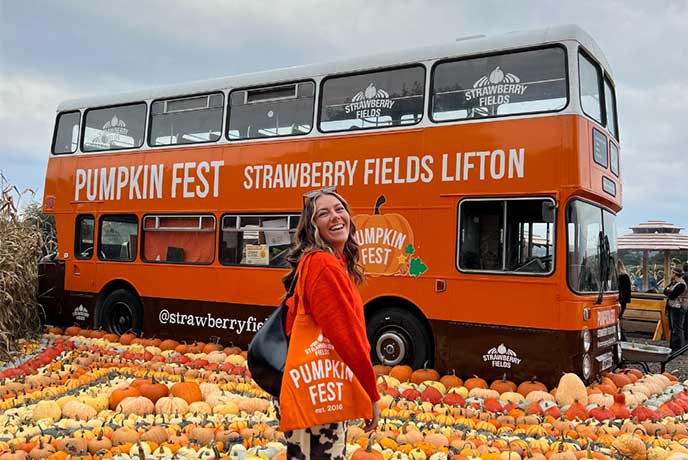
[1,0,686,234]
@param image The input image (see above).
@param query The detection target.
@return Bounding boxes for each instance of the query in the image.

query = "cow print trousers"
[284,423,347,460]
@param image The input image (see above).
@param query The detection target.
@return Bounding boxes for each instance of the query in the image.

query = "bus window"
[432,47,566,121]
[610,142,619,176]
[566,200,617,293]
[319,66,425,133]
[149,93,223,146]
[592,128,608,168]
[604,77,618,140]
[143,215,215,264]
[98,215,138,261]
[459,200,503,271]
[579,52,602,124]
[52,111,80,155]
[75,215,94,259]
[220,214,298,266]
[603,209,618,290]
[459,198,554,274]
[83,103,147,152]
[228,82,314,140]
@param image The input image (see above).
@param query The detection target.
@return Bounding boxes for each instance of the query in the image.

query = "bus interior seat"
[119,242,130,260]
[167,247,185,262]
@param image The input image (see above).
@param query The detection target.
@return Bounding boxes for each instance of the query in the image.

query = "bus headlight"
[582,353,592,379]
[582,328,592,352]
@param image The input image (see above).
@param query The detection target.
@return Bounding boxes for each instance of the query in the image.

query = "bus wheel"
[99,289,142,335]
[366,307,432,369]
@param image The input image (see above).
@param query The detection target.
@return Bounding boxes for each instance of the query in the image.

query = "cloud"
[1,0,687,231]
[0,75,73,160]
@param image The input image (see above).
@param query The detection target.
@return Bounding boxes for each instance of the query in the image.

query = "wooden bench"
[621,294,669,341]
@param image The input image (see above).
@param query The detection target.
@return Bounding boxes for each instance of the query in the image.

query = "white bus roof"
[57,24,611,112]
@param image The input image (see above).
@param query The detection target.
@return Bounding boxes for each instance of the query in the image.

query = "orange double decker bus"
[40,25,622,386]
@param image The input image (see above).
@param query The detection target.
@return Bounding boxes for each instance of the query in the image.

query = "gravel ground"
[624,327,688,381]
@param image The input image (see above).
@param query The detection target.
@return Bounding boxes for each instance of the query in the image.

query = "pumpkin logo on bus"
[353,195,427,277]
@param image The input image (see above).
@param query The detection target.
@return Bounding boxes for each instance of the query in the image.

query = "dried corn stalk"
[0,173,56,359]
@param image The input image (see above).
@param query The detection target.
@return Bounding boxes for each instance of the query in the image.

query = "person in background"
[663,267,687,352]
[280,188,380,460]
[683,262,688,342]
[617,260,631,341]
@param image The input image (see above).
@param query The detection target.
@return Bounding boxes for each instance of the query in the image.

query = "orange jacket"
[286,251,380,403]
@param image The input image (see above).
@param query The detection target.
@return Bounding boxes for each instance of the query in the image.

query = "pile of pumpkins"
[0,327,687,460]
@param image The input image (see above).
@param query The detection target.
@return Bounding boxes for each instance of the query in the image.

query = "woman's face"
[313,193,350,252]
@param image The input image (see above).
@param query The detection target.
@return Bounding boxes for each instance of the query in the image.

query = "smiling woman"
[275,188,380,458]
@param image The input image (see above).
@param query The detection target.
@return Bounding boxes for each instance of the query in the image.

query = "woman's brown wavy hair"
[282,190,364,291]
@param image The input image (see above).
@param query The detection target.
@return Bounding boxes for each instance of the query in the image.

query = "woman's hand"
[363,401,380,433]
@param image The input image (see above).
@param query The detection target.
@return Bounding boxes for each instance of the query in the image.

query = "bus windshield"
[566,200,618,293]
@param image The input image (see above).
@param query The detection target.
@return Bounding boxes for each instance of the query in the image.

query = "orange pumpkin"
[139,378,170,404]
[373,364,391,377]
[202,342,223,354]
[490,374,517,394]
[516,377,548,397]
[608,372,631,389]
[109,386,141,410]
[352,195,414,275]
[389,365,413,382]
[170,378,202,404]
[224,346,242,355]
[351,435,383,460]
[159,339,179,351]
[186,342,204,354]
[103,333,119,342]
[464,375,488,390]
[174,343,189,354]
[439,371,463,389]
[410,366,440,384]
[119,333,137,345]
[65,326,82,336]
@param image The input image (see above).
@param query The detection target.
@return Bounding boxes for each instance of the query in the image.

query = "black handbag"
[247,275,298,398]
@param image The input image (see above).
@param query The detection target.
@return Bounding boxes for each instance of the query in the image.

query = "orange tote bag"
[279,259,371,432]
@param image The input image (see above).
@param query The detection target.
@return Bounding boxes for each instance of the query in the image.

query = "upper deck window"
[604,77,618,140]
[149,93,223,146]
[228,82,314,140]
[319,66,425,132]
[83,103,147,152]
[431,47,567,121]
[579,52,603,124]
[52,111,80,155]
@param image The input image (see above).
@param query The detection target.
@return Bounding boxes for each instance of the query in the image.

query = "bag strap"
[283,252,313,304]
[294,253,316,315]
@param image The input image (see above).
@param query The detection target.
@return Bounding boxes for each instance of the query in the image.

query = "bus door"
[65,213,99,326]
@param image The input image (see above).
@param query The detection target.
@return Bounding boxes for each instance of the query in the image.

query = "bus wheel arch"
[365,296,434,369]
[96,280,143,335]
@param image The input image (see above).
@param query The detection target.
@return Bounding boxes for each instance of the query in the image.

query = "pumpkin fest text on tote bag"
[278,260,371,431]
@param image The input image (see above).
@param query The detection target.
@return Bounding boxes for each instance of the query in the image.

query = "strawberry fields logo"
[72,304,89,322]
[344,83,396,120]
[465,66,528,107]
[483,343,522,369]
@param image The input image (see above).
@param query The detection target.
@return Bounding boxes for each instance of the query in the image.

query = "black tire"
[99,289,143,335]
[366,307,432,369]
